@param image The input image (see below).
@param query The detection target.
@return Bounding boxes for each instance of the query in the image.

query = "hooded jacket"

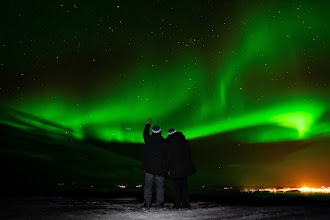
[142,124,167,175]
[166,132,196,178]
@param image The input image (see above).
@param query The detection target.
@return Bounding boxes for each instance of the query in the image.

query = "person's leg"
[172,178,182,208]
[181,176,190,208]
[178,178,184,206]
[155,175,164,207]
[144,172,154,205]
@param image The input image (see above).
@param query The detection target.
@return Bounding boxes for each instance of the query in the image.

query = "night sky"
[0,0,329,188]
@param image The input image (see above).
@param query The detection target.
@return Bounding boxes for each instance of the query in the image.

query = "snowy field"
[1,196,330,219]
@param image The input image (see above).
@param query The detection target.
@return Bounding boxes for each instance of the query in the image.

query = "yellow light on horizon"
[117,184,126,189]
[241,186,330,194]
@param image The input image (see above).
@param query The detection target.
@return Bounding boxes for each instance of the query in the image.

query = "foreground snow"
[1,196,330,219]
[78,202,330,220]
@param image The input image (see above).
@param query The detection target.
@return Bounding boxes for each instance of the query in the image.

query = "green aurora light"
[1,1,329,144]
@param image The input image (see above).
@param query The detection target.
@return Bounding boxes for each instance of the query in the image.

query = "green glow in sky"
[2,1,329,144]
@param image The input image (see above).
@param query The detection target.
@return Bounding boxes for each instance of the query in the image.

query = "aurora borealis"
[0,0,329,187]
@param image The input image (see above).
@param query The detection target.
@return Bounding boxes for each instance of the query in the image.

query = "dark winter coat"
[142,124,167,176]
[166,132,196,179]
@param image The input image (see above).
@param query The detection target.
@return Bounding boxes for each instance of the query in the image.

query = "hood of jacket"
[166,132,185,144]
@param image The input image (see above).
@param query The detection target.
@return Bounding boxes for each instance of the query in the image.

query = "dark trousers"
[144,172,164,204]
[172,177,190,208]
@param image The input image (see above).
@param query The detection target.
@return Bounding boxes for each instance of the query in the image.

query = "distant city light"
[241,186,330,194]
[136,185,142,188]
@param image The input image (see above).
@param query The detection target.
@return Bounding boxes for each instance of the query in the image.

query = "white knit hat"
[167,129,176,135]
[152,126,161,133]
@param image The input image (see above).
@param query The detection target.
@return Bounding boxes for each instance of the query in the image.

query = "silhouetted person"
[166,129,196,209]
[142,119,166,209]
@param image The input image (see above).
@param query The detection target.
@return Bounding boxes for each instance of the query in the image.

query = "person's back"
[142,127,166,175]
[166,132,195,179]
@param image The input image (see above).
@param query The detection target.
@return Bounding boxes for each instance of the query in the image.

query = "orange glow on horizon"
[242,186,330,194]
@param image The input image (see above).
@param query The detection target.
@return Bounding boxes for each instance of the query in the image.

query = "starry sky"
[0,0,329,188]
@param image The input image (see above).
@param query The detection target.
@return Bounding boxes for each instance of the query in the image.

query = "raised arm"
[143,119,151,144]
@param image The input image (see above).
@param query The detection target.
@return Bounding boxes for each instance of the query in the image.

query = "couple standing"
[142,119,196,209]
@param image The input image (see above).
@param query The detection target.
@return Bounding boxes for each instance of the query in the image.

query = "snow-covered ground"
[1,196,330,219]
